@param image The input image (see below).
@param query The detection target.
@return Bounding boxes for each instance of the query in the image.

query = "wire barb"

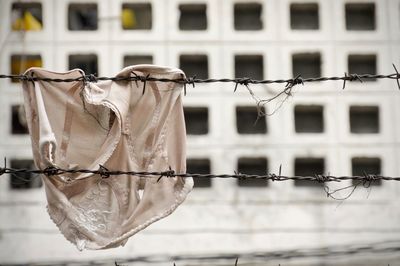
[286,74,304,89]
[348,73,363,83]
[42,166,60,176]
[342,72,348,90]
[315,174,328,183]
[392,63,400,90]
[20,74,35,82]
[3,70,399,87]
[2,164,399,182]
[184,75,196,96]
[157,166,175,183]
[98,164,110,179]
[85,74,98,83]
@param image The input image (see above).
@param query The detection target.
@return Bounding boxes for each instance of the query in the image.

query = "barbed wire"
[3,66,400,118]
[4,161,396,200]
[106,240,400,265]
[2,165,398,183]
[1,65,400,91]
[6,239,399,265]
[2,68,400,199]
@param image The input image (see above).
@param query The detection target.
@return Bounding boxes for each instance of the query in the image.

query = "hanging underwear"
[21,65,193,250]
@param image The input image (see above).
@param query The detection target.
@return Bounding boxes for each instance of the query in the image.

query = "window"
[290,3,319,30]
[184,107,209,135]
[10,54,42,82]
[348,54,377,81]
[69,54,98,75]
[237,157,268,187]
[236,106,267,134]
[294,105,324,133]
[234,3,263,31]
[292,53,321,78]
[187,158,211,188]
[294,158,325,187]
[179,55,208,79]
[123,55,153,67]
[235,55,264,80]
[11,105,28,135]
[11,2,43,31]
[9,159,42,189]
[68,3,98,31]
[345,3,375,31]
[179,4,207,30]
[352,157,382,186]
[121,3,152,30]
[349,106,379,134]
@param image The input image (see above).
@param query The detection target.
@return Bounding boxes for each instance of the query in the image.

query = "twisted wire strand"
[0,72,399,87]
[1,166,399,182]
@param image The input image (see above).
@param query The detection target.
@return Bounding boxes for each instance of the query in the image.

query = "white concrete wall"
[1,0,400,265]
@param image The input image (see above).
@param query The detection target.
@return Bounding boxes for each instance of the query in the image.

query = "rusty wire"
[2,67,400,118]
[1,68,400,91]
[2,160,394,201]
[2,69,400,195]
[108,240,400,265]
[1,164,398,182]
[2,69,400,262]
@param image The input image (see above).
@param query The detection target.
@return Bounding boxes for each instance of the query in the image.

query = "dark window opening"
[235,55,264,80]
[69,54,98,75]
[9,159,42,189]
[294,105,324,133]
[187,158,211,188]
[68,3,98,31]
[237,157,268,187]
[180,54,208,79]
[10,54,42,82]
[352,157,382,186]
[123,55,153,67]
[294,158,325,187]
[236,106,267,134]
[11,105,28,135]
[179,4,207,30]
[121,3,152,30]
[349,106,379,134]
[345,3,375,31]
[234,3,263,31]
[348,54,377,81]
[11,2,43,31]
[184,107,209,135]
[290,3,319,30]
[292,53,321,78]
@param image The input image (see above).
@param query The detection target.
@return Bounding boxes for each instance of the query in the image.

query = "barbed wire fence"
[0,69,400,264]
[62,240,400,265]
[1,65,399,87]
[1,159,398,201]
[2,64,400,117]
[1,67,400,201]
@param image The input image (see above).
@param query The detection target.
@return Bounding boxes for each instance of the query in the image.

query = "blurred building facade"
[1,0,400,265]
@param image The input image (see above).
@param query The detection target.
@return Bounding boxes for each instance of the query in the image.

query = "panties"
[22,65,193,250]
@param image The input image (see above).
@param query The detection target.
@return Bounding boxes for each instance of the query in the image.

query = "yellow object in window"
[11,55,42,82]
[121,8,137,29]
[12,11,42,31]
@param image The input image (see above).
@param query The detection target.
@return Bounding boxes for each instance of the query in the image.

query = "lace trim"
[46,176,193,250]
[95,175,193,250]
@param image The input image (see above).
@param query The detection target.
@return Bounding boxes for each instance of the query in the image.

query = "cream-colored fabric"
[22,65,193,250]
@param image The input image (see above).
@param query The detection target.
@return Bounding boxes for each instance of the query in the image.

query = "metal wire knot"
[157,166,175,182]
[84,74,98,83]
[43,166,60,176]
[98,165,110,179]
